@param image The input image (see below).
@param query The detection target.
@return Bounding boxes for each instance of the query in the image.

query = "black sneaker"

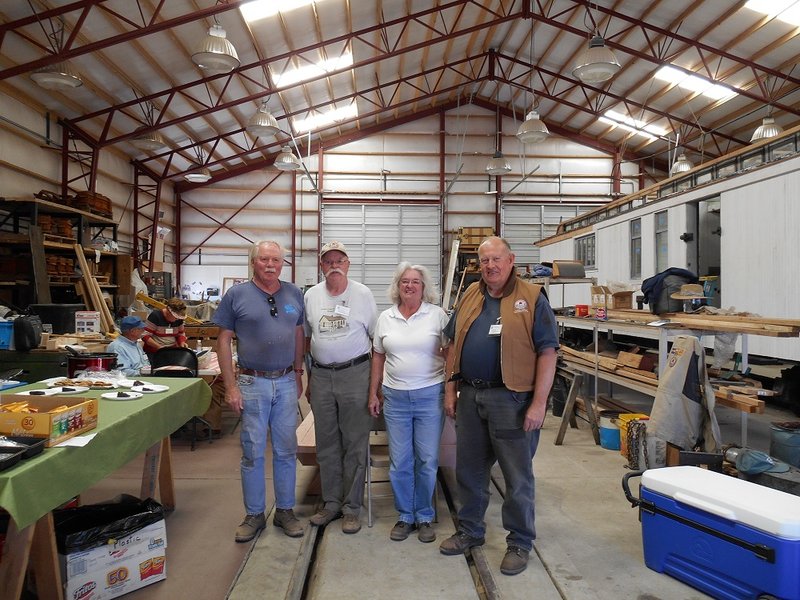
[439,531,485,555]
[389,521,415,541]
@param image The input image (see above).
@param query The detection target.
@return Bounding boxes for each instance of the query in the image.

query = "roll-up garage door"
[321,204,442,311]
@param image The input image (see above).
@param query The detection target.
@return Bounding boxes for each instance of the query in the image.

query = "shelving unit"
[0,196,126,308]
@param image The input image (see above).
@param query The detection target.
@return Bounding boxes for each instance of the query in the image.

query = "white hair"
[250,240,286,261]
[387,262,439,305]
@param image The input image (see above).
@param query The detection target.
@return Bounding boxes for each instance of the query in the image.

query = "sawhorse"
[554,366,600,446]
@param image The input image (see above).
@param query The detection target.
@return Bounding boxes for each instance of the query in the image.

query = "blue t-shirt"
[445,291,559,381]
[213,280,304,371]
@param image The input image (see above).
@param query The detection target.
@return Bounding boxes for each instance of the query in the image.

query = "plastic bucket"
[599,410,621,450]
[770,421,800,468]
[617,413,650,457]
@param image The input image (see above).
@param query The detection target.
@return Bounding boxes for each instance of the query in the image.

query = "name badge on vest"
[488,323,502,336]
[334,304,351,317]
[164,328,173,334]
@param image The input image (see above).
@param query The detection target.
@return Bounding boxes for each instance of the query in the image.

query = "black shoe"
[439,531,485,555]
[389,521,415,541]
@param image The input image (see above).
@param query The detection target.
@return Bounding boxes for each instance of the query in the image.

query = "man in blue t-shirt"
[214,241,306,543]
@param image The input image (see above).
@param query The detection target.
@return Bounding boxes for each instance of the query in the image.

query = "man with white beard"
[304,241,378,534]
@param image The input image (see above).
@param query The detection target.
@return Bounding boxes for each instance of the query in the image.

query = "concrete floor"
[73,391,797,600]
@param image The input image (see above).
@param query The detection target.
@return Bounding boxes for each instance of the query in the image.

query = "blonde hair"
[387,262,439,305]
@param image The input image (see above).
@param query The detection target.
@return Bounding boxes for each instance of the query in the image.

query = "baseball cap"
[735,449,791,475]
[120,315,146,332]
[320,240,348,258]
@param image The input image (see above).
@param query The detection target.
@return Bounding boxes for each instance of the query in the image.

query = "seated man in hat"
[108,315,150,376]
[142,297,189,358]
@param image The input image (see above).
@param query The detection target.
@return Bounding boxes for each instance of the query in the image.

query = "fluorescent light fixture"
[192,23,240,74]
[272,52,353,87]
[240,0,319,22]
[744,0,800,26]
[130,128,167,151]
[572,35,621,84]
[293,103,358,133]
[599,109,667,141]
[654,66,737,101]
[485,152,512,176]
[247,100,280,137]
[670,153,693,175]
[750,115,784,142]
[30,61,83,90]
[274,146,302,171]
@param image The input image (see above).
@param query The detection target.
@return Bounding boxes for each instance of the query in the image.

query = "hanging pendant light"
[670,153,693,175]
[130,127,167,151]
[30,61,83,90]
[486,151,512,176]
[517,110,549,144]
[185,167,212,183]
[274,146,301,171]
[247,100,280,137]
[572,35,620,84]
[192,22,240,74]
[750,115,783,143]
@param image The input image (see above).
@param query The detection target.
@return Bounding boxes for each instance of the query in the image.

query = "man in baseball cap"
[108,315,149,376]
[304,240,378,534]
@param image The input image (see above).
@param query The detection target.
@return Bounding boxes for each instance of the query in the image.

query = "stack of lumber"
[73,244,115,333]
[606,309,800,338]
[559,346,767,414]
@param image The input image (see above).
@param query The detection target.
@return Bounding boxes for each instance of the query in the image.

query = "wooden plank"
[714,389,765,414]
[618,366,658,381]
[74,244,112,332]
[296,412,318,466]
[29,225,52,304]
[616,351,643,369]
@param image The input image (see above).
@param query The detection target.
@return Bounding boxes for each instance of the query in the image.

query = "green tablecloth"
[0,377,211,529]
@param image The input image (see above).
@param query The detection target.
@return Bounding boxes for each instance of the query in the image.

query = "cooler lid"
[642,466,800,540]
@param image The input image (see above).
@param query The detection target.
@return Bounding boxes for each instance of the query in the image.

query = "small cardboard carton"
[590,285,612,319]
[61,519,167,600]
[0,395,98,447]
[612,290,635,309]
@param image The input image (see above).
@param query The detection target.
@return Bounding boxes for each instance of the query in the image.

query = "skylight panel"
[599,110,666,141]
[293,104,359,133]
[240,0,321,22]
[654,66,737,101]
[272,53,354,87]
[744,0,800,26]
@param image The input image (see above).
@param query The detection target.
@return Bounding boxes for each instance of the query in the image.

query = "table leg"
[140,437,176,511]
[30,512,63,600]
[0,520,35,600]
[740,413,748,447]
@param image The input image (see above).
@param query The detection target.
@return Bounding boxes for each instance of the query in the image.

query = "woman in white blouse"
[368,262,449,544]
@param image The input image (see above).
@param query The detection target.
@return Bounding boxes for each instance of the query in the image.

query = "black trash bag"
[53,494,164,554]
[640,268,697,314]
[13,314,42,352]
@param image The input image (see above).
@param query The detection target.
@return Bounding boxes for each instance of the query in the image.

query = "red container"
[66,353,117,377]
[575,304,589,317]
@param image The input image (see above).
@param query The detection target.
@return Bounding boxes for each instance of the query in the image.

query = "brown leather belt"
[311,353,370,371]
[239,366,293,378]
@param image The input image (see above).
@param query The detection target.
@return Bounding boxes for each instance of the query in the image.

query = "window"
[574,234,596,269]
[654,211,668,273]
[630,218,642,279]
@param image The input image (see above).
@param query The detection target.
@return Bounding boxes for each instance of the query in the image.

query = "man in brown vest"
[439,236,559,575]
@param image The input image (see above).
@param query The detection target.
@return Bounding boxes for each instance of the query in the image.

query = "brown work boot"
[389,521,415,541]
[439,531,485,555]
[341,513,361,534]
[500,546,530,575]
[273,508,304,538]
[417,522,436,543]
[234,513,265,543]
[309,507,342,527]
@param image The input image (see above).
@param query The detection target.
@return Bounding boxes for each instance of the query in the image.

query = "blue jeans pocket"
[238,374,255,386]
[510,391,532,404]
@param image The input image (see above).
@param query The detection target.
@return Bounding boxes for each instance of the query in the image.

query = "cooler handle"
[673,492,736,521]
[621,471,644,507]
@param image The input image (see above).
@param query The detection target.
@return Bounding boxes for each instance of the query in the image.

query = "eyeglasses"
[322,258,348,267]
[267,295,278,318]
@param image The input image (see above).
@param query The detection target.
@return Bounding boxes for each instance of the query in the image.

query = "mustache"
[325,268,346,277]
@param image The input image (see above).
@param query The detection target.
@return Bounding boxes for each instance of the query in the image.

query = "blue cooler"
[625,466,800,600]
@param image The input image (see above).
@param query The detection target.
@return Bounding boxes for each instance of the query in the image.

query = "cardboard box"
[61,519,167,600]
[0,395,98,447]
[75,311,101,334]
[612,290,634,309]
[552,260,586,278]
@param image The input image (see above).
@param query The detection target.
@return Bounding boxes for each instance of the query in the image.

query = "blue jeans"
[454,384,540,551]
[382,382,444,524]
[238,372,298,515]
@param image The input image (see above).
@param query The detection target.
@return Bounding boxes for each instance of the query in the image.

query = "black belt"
[240,366,293,378]
[312,353,370,371]
[463,378,505,390]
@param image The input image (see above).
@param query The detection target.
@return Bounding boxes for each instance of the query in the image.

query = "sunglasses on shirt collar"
[267,295,278,318]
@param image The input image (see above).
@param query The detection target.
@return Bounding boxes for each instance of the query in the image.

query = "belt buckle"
[472,378,486,388]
